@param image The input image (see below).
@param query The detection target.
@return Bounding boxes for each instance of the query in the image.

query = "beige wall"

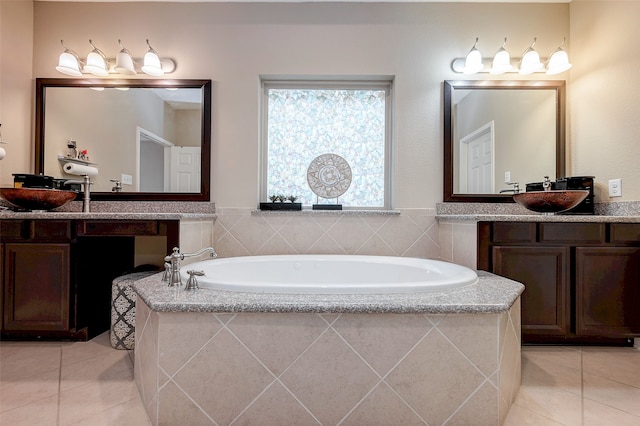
[4,1,570,208]
[0,0,33,185]
[1,1,637,206]
[569,0,640,202]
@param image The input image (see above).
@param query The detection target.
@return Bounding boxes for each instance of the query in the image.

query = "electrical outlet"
[608,178,622,197]
[121,174,133,185]
[504,171,511,183]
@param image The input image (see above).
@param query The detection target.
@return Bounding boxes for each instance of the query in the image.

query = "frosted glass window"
[262,80,391,208]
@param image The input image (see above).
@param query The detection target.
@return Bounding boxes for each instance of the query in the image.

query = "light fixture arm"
[60,40,82,64]
[118,39,133,56]
[145,39,160,57]
[89,39,108,62]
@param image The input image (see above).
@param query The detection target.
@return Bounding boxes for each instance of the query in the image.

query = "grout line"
[56,343,63,426]
[580,346,585,426]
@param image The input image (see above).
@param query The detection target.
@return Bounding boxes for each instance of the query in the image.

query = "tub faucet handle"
[184,270,205,291]
[161,262,171,282]
[164,247,183,287]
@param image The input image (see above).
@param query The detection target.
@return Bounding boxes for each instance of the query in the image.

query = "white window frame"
[259,77,393,210]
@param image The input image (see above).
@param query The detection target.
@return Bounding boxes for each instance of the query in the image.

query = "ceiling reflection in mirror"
[35,78,211,201]
[443,80,565,202]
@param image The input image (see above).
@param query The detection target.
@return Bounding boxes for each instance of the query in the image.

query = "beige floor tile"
[58,376,140,425]
[0,367,60,413]
[61,332,115,367]
[514,383,583,425]
[64,396,152,426]
[583,372,640,417]
[521,347,583,396]
[0,393,59,426]
[584,397,640,426]
[503,402,566,425]
[582,346,640,389]
[59,348,133,392]
[0,341,62,381]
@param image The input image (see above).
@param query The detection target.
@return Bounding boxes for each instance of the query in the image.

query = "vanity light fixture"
[463,37,484,74]
[55,39,176,76]
[452,37,572,75]
[141,39,164,76]
[83,40,110,77]
[519,37,544,75]
[490,38,513,75]
[56,40,83,77]
[546,37,572,75]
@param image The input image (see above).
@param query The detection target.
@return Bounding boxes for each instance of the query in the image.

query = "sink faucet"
[64,174,92,212]
[162,246,218,287]
[499,182,520,194]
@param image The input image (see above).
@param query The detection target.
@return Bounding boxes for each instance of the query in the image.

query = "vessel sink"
[0,187,77,211]
[513,190,589,214]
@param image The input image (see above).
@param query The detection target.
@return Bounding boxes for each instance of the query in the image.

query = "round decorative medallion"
[307,153,352,199]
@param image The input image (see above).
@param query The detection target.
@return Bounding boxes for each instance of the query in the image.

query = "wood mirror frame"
[35,78,211,202]
[443,80,566,203]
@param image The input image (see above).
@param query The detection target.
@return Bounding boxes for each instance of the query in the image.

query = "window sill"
[252,209,400,216]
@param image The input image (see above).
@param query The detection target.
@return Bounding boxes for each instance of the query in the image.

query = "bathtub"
[180,254,478,294]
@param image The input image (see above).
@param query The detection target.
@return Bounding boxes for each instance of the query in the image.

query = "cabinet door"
[493,246,570,336]
[576,247,640,336]
[3,243,71,331]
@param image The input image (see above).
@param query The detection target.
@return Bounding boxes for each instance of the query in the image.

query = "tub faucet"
[543,176,552,191]
[163,246,217,287]
[64,174,92,212]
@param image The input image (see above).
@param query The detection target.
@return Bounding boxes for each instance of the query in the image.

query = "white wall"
[19,1,569,209]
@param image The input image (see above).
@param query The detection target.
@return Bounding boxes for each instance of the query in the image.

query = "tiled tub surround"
[213,208,440,259]
[133,271,523,426]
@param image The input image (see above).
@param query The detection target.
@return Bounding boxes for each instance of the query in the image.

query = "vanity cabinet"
[2,220,73,336]
[1,218,179,340]
[478,221,640,344]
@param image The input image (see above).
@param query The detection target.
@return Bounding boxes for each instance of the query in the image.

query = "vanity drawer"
[539,223,605,244]
[610,223,640,243]
[492,222,536,243]
[0,220,72,241]
[77,220,159,236]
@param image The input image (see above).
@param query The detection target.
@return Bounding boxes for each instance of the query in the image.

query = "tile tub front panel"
[134,299,521,425]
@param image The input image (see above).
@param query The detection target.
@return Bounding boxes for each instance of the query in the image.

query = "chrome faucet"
[64,174,92,212]
[542,176,552,191]
[499,182,520,194]
[162,246,217,287]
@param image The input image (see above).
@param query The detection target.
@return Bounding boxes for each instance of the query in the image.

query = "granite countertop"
[0,200,217,220]
[132,271,524,315]
[0,210,216,220]
[436,201,640,223]
[436,214,640,223]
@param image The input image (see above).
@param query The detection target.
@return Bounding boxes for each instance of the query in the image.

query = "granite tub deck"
[133,271,523,426]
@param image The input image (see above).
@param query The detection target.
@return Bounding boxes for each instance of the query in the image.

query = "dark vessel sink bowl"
[513,190,589,214]
[0,187,78,211]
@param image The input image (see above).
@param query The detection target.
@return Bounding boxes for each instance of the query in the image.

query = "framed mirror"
[443,80,565,202]
[35,78,211,201]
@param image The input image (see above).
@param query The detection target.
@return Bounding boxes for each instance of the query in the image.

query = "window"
[261,79,392,209]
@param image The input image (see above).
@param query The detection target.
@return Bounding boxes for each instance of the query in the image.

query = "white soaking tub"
[180,254,478,294]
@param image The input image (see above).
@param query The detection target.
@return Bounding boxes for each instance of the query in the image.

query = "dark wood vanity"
[1,218,179,340]
[478,221,640,345]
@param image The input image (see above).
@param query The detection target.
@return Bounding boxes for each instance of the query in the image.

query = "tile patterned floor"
[1,332,639,425]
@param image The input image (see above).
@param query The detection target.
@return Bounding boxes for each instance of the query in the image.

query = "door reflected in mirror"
[35,79,211,202]
[444,80,565,203]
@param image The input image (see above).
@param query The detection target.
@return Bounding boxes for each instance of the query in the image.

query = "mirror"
[443,80,565,202]
[35,78,211,201]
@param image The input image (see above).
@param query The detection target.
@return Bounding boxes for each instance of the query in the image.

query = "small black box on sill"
[312,204,342,210]
[259,202,302,211]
